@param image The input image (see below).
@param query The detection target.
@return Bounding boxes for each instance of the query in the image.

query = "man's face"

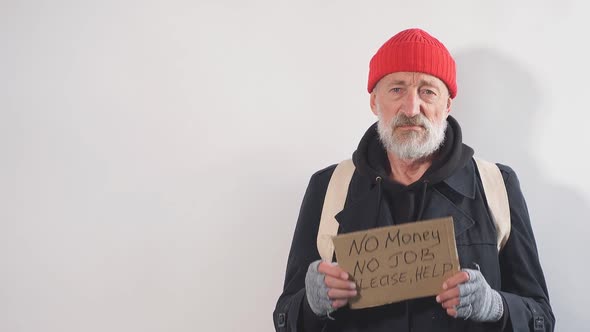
[370,72,452,160]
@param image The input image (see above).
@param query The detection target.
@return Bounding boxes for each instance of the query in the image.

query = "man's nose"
[400,90,421,117]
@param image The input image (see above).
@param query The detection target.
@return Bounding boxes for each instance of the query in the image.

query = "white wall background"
[1,0,588,331]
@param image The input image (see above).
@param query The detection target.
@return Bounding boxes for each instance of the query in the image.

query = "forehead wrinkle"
[378,72,446,91]
[413,73,442,88]
[384,78,440,89]
[418,79,442,89]
[388,79,410,86]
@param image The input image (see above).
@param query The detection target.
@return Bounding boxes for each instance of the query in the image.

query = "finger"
[327,288,358,300]
[325,275,357,290]
[441,271,470,290]
[441,297,460,309]
[318,262,349,280]
[331,299,348,309]
[436,286,460,303]
[446,307,457,317]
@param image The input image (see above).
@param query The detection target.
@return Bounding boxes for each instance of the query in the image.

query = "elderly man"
[273,29,554,331]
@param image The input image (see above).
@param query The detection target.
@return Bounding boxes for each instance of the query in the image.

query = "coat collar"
[443,159,476,199]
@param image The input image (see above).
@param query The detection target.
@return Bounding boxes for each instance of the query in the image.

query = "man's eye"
[421,89,436,95]
[390,88,402,93]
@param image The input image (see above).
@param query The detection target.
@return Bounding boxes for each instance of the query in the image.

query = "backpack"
[316,158,511,262]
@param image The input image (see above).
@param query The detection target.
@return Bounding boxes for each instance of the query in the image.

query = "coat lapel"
[421,187,475,237]
[334,181,394,234]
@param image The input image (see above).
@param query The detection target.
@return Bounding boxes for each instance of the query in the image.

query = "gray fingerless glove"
[456,268,504,322]
[305,260,334,317]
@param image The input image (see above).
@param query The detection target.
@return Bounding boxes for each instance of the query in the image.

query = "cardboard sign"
[332,217,460,309]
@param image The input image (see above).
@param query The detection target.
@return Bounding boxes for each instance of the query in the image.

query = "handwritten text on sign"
[332,217,460,309]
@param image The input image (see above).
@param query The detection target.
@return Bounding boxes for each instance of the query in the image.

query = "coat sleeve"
[497,164,555,331]
[273,165,337,332]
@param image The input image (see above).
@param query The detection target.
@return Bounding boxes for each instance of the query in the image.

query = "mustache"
[392,114,428,128]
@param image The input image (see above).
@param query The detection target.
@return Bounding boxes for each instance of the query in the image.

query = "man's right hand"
[305,260,358,317]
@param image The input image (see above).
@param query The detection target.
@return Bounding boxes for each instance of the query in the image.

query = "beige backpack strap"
[474,158,511,251]
[317,159,356,262]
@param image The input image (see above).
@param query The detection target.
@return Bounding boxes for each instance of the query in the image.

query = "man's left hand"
[436,268,504,322]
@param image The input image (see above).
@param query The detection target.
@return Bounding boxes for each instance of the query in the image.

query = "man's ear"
[370,92,378,116]
[446,97,452,115]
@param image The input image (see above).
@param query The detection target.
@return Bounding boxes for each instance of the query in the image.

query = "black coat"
[274,158,554,331]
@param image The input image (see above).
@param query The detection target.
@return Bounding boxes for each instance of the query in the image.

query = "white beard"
[376,109,448,160]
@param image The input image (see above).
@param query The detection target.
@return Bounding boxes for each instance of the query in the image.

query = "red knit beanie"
[367,28,457,98]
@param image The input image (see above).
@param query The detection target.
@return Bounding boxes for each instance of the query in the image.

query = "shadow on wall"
[452,48,589,331]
